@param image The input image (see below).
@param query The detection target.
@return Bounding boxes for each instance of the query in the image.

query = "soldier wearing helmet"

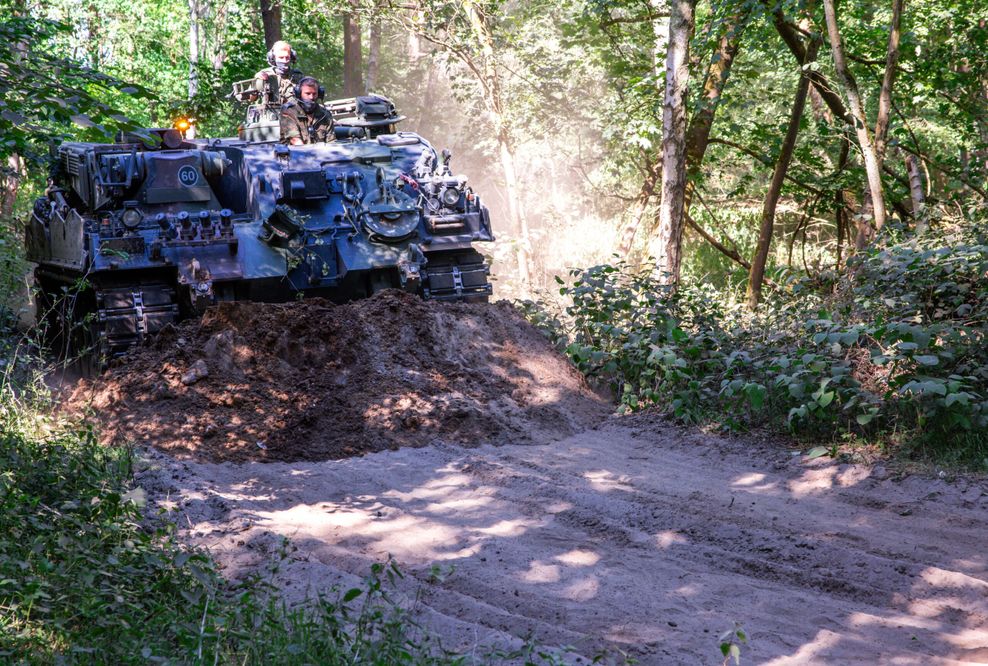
[254,40,305,106]
[280,77,335,145]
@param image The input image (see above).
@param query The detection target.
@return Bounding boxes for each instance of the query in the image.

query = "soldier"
[280,77,335,145]
[254,40,304,106]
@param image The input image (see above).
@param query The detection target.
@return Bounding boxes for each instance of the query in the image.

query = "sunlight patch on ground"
[423,495,494,514]
[848,610,940,631]
[383,473,476,502]
[762,628,843,665]
[245,503,487,561]
[731,472,778,492]
[544,500,573,514]
[835,465,872,487]
[583,470,634,492]
[733,472,767,486]
[655,530,688,549]
[787,467,839,497]
[847,610,988,653]
[520,560,560,584]
[907,596,976,619]
[562,575,599,602]
[919,567,988,591]
[554,549,600,567]
[674,583,700,597]
[473,518,535,537]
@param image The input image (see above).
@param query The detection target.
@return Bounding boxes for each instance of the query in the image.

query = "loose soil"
[138,422,988,664]
[76,293,988,663]
[69,290,608,462]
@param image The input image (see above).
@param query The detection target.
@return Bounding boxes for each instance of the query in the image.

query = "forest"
[1,0,987,662]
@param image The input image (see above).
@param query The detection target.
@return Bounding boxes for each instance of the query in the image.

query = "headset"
[294,76,326,101]
[266,46,298,67]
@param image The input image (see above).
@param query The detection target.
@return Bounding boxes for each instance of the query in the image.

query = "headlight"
[441,187,460,206]
[122,206,143,229]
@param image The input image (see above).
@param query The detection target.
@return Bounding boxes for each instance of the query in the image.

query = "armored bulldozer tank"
[26,87,494,362]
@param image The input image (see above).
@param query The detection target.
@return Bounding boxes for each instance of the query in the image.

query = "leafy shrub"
[0,414,483,664]
[0,417,220,662]
[522,219,988,452]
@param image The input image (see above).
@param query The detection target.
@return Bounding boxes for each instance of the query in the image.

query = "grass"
[0,395,468,664]
[0,313,460,664]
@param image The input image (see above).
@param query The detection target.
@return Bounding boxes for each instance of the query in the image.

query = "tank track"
[95,283,179,359]
[421,250,492,302]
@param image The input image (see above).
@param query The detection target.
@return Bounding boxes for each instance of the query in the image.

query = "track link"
[96,284,179,358]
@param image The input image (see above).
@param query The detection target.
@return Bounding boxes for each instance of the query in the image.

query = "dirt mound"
[69,290,609,462]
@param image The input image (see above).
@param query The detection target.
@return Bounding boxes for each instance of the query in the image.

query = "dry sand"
[76,293,988,663]
[137,421,988,664]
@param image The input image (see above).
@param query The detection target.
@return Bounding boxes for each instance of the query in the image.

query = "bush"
[522,220,988,455]
[0,370,459,664]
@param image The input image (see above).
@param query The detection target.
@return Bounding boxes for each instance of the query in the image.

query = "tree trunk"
[645,1,744,263]
[651,0,696,285]
[822,0,887,232]
[497,133,531,288]
[682,4,749,213]
[747,39,817,309]
[366,14,381,92]
[1,155,21,220]
[834,138,850,271]
[772,10,853,125]
[211,1,230,70]
[906,153,927,234]
[874,0,904,164]
[616,159,661,256]
[463,0,531,289]
[187,0,200,98]
[343,2,363,97]
[259,0,281,50]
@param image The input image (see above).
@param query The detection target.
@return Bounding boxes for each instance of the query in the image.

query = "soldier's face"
[273,45,292,66]
[300,85,318,102]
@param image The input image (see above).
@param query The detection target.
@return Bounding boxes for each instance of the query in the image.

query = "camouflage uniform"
[253,67,305,106]
[280,101,335,145]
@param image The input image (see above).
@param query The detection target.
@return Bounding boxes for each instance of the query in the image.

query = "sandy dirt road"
[141,418,988,665]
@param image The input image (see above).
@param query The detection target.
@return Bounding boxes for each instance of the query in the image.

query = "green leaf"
[856,412,875,425]
[343,587,363,602]
[70,113,96,128]
[744,383,766,410]
[805,446,829,460]
[817,391,835,408]
[944,392,971,407]
[914,355,939,366]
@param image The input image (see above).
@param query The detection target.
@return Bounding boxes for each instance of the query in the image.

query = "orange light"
[175,118,191,131]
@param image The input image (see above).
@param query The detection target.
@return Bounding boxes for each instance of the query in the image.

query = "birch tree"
[822,0,887,234]
[650,0,695,285]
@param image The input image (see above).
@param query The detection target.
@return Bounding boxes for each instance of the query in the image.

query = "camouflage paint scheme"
[26,93,494,360]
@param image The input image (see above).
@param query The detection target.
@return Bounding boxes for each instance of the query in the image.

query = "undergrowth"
[0,320,578,665]
[0,402,465,664]
[520,219,988,466]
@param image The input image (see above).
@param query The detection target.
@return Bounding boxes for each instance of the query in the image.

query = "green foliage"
[525,215,988,456]
[0,415,220,661]
[718,622,747,666]
[0,409,469,663]
[0,17,153,165]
